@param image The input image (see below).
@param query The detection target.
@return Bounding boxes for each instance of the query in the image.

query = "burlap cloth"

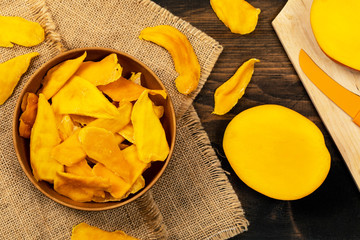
[0,0,249,239]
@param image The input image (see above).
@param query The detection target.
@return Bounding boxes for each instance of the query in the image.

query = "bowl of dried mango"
[13,47,176,211]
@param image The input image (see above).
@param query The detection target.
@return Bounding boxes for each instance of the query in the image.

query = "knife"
[299,49,360,127]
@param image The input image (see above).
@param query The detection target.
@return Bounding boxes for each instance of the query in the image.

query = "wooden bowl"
[12,47,176,211]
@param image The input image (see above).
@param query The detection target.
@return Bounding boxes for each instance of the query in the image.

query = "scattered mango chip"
[131,91,169,163]
[52,75,120,119]
[75,53,122,86]
[19,92,38,138]
[0,52,38,105]
[30,94,63,182]
[210,0,261,35]
[71,222,139,240]
[0,15,44,47]
[41,52,87,100]
[213,58,259,115]
[139,25,201,95]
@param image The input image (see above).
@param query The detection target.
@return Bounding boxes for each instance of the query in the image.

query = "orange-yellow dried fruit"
[210,0,260,35]
[213,58,259,115]
[0,16,44,47]
[56,114,78,141]
[0,52,38,105]
[19,92,38,138]
[139,25,200,95]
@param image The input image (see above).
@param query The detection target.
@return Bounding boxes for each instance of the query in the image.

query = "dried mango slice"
[125,175,145,198]
[65,159,93,176]
[121,145,149,183]
[92,163,131,199]
[54,171,110,202]
[70,114,96,126]
[129,72,141,84]
[71,222,139,240]
[41,52,87,100]
[75,53,122,86]
[98,76,167,102]
[0,52,38,105]
[0,16,44,47]
[52,76,120,119]
[56,114,78,141]
[131,91,169,163]
[118,123,135,143]
[30,94,63,182]
[139,25,200,95]
[213,58,259,115]
[50,130,86,166]
[19,92,38,138]
[210,0,261,35]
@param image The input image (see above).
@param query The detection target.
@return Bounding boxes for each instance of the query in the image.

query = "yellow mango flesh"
[0,52,38,105]
[131,91,169,163]
[311,0,360,71]
[52,76,120,119]
[41,52,87,99]
[213,58,259,115]
[223,105,330,200]
[210,0,260,35]
[71,222,139,240]
[0,16,44,47]
[56,114,78,141]
[139,25,200,95]
[75,53,122,86]
[30,94,63,182]
[65,159,93,176]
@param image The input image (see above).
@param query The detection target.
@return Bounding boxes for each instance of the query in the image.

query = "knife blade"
[299,49,360,127]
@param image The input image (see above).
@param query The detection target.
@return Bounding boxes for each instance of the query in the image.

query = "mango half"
[311,0,360,70]
[223,105,330,200]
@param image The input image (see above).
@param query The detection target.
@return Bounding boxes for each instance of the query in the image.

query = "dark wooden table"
[153,0,360,239]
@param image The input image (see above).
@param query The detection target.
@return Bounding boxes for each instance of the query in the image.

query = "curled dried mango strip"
[30,94,63,182]
[0,52,38,105]
[213,58,259,115]
[139,25,201,95]
[41,52,87,100]
[71,222,139,240]
[0,16,44,47]
[19,92,38,138]
[52,76,120,119]
[131,91,169,163]
[210,0,260,35]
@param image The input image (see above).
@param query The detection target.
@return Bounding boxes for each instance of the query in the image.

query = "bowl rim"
[12,47,176,211]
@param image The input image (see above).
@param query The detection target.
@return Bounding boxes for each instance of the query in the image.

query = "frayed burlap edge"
[183,107,249,240]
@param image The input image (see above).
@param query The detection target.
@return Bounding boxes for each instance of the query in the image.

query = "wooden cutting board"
[272,0,360,190]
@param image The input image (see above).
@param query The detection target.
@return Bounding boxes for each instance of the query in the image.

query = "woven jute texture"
[0,0,249,239]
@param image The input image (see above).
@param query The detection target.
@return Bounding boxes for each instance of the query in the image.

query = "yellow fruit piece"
[210,0,260,35]
[0,52,38,105]
[54,171,110,202]
[65,159,93,176]
[75,53,122,86]
[30,94,63,182]
[56,114,78,141]
[71,222,139,240]
[118,123,135,143]
[223,105,331,200]
[121,145,149,183]
[139,25,200,95]
[131,91,169,163]
[41,52,87,99]
[213,58,259,115]
[0,16,44,47]
[52,76,120,119]
[311,0,360,71]
[70,114,96,126]
[19,92,38,138]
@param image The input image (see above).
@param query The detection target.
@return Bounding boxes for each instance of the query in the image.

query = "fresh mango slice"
[131,91,169,163]
[71,222,139,240]
[223,105,331,200]
[213,58,259,115]
[139,25,201,95]
[210,0,260,35]
[0,52,38,105]
[0,16,44,47]
[98,76,167,102]
[52,76,120,119]
[75,53,122,86]
[54,171,110,202]
[30,94,63,182]
[19,92,38,138]
[311,0,360,71]
[41,52,87,100]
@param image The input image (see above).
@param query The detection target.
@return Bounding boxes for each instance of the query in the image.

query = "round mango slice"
[223,105,330,200]
[311,0,360,70]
